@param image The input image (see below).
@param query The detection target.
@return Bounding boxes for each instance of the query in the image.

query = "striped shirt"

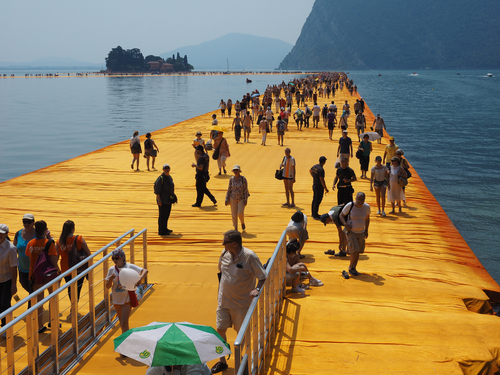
[282,156,296,178]
[0,240,19,283]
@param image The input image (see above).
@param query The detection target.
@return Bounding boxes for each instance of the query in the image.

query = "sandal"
[324,249,335,255]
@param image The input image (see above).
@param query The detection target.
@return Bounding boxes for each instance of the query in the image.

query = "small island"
[105,46,194,73]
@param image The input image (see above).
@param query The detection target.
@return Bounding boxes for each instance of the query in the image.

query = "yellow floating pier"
[1,85,500,374]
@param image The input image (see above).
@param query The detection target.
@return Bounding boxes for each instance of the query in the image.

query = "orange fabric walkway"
[1,82,499,375]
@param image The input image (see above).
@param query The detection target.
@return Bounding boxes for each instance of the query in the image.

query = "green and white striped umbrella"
[114,322,231,366]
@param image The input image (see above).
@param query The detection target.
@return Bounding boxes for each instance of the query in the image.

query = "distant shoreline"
[1,70,317,78]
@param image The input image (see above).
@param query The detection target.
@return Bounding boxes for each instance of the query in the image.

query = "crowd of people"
[0,216,148,343]
[0,71,413,373]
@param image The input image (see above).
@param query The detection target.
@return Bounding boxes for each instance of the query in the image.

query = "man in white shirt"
[312,102,321,128]
[328,101,337,115]
[265,107,274,132]
[212,230,266,373]
[339,192,370,276]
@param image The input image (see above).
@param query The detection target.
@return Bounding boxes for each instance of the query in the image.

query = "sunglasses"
[111,256,121,261]
[22,220,34,224]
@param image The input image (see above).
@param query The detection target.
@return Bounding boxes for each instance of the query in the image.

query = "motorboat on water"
[487,73,493,77]
[246,78,252,83]
[410,72,418,76]
[378,73,382,76]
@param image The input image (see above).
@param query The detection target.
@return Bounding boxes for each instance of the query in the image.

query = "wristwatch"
[256,287,260,292]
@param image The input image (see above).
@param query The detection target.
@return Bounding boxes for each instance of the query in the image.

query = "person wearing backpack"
[25,220,60,333]
[293,108,304,131]
[56,220,91,308]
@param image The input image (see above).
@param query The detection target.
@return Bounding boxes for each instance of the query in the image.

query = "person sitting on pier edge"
[191,146,217,208]
[286,239,323,295]
[212,230,266,374]
[333,158,356,205]
[339,192,370,276]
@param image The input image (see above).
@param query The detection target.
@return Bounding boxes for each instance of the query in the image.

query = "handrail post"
[260,290,266,372]
[49,282,61,374]
[129,230,135,264]
[245,327,252,375]
[70,269,79,357]
[88,258,96,339]
[143,230,148,284]
[104,248,111,325]
[234,342,241,373]
[26,297,37,375]
[6,311,14,375]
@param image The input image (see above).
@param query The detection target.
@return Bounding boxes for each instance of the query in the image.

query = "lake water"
[1,70,499,284]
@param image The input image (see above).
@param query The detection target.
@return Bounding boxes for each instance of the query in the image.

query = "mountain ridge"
[161,33,293,70]
[280,0,500,70]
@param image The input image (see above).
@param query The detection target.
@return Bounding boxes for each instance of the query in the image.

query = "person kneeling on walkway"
[286,239,323,295]
[339,192,370,276]
[285,211,308,259]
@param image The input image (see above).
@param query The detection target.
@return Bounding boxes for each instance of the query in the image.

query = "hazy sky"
[0,0,315,64]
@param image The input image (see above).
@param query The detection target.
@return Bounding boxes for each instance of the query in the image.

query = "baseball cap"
[0,224,9,234]
[23,213,35,221]
[389,136,394,141]
[320,214,331,226]
[163,164,170,169]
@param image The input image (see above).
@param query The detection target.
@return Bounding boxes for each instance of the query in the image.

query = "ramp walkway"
[1,82,499,375]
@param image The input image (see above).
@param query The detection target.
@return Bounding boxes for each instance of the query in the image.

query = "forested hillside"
[280,0,500,70]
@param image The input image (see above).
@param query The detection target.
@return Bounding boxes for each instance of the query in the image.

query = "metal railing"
[234,230,287,375]
[0,228,151,375]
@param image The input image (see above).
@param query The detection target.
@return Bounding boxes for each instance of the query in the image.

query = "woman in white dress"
[387,156,408,214]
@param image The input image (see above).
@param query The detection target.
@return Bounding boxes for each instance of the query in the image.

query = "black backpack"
[68,236,90,274]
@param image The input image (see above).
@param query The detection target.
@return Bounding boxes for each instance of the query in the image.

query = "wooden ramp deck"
[1,85,500,375]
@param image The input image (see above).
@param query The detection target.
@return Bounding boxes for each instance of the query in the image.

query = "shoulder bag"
[212,139,222,160]
[275,157,286,180]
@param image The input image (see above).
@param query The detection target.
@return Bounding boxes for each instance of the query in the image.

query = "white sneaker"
[382,211,386,216]
[376,210,380,215]
[310,278,324,286]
